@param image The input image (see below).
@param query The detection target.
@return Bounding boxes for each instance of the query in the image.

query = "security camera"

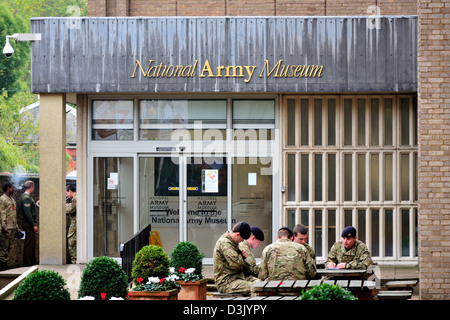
[2,33,41,59]
[2,37,14,58]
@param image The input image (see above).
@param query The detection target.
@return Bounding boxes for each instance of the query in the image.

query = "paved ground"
[0,263,419,300]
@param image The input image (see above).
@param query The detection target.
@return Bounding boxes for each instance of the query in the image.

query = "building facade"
[29,0,449,299]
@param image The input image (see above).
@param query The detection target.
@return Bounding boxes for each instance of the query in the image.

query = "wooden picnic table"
[316,268,371,280]
[251,278,378,300]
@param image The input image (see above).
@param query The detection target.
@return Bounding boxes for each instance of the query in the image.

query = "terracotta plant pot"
[177,278,208,300]
[128,289,179,300]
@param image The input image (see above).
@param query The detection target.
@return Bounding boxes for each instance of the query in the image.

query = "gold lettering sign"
[130,59,323,82]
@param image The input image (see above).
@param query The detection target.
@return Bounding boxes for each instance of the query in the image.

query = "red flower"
[178,267,186,273]
[279,282,285,286]
[137,277,144,284]
[101,292,107,300]
[160,278,165,284]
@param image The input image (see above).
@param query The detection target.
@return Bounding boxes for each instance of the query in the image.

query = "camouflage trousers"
[67,225,76,264]
[217,275,259,295]
[0,229,15,263]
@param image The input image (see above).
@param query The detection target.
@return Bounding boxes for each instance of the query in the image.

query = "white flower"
[169,267,175,274]
[167,274,179,282]
[186,268,195,274]
[109,297,124,300]
[79,296,95,300]
[147,276,160,284]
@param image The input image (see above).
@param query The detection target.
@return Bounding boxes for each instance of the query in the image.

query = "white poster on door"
[202,169,218,193]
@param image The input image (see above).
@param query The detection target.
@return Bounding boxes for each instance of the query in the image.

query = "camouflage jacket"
[20,192,37,227]
[325,240,373,269]
[258,239,316,281]
[0,194,17,230]
[239,240,259,277]
[213,232,247,288]
[66,194,77,237]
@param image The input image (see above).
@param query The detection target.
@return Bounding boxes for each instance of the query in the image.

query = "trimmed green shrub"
[131,245,170,286]
[299,283,357,300]
[13,269,71,300]
[78,256,129,300]
[170,241,204,276]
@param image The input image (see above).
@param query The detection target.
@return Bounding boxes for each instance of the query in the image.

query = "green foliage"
[13,269,71,300]
[78,256,129,300]
[170,241,204,276]
[131,245,170,286]
[299,283,358,300]
[132,278,181,292]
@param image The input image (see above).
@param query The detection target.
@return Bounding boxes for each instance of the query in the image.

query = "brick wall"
[417,0,450,300]
[88,0,417,17]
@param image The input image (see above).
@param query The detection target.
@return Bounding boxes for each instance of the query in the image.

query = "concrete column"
[39,93,66,265]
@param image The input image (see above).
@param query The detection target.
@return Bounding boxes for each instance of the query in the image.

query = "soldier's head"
[341,226,357,249]
[247,226,264,249]
[277,227,294,240]
[23,180,35,194]
[230,221,251,244]
[66,185,76,199]
[293,224,309,245]
[3,182,13,195]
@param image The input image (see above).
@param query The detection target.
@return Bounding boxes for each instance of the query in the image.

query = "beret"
[238,222,251,240]
[250,226,264,241]
[279,226,294,238]
[341,226,357,238]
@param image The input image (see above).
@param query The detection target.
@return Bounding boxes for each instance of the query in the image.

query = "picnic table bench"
[251,278,379,300]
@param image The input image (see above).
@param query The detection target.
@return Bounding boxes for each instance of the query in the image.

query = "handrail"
[120,224,151,282]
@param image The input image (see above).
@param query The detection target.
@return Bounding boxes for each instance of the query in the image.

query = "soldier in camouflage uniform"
[258,227,316,281]
[0,183,19,270]
[239,226,264,277]
[21,181,38,266]
[66,185,77,264]
[213,221,259,295]
[325,226,373,269]
[293,224,316,263]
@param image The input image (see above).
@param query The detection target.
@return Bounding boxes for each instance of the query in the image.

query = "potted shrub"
[170,241,207,300]
[13,269,71,300]
[78,256,129,300]
[298,283,357,300]
[128,245,180,300]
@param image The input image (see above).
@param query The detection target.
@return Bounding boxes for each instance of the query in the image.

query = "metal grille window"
[283,95,418,262]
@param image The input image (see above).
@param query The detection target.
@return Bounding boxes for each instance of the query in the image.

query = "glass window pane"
[344,209,353,227]
[385,154,393,201]
[301,99,309,146]
[94,157,134,257]
[232,157,272,258]
[233,100,275,126]
[314,154,322,201]
[344,99,352,146]
[315,210,322,257]
[287,99,296,146]
[139,100,227,140]
[314,99,322,146]
[139,157,179,254]
[344,154,352,201]
[384,98,393,146]
[400,98,410,146]
[287,209,296,229]
[371,210,380,256]
[371,154,379,201]
[357,99,366,146]
[385,209,393,257]
[327,99,336,146]
[401,209,410,257]
[328,210,336,252]
[301,154,309,201]
[401,154,410,201]
[287,154,296,201]
[328,154,336,201]
[371,99,379,146]
[92,100,134,140]
[358,210,366,243]
[358,154,366,201]
[301,210,309,226]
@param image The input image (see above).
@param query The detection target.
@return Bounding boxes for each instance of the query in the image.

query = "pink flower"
[178,267,186,273]
[101,292,107,300]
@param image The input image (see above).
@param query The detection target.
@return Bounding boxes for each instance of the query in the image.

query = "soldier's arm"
[257,250,268,280]
[22,198,35,227]
[346,244,373,270]
[0,200,6,228]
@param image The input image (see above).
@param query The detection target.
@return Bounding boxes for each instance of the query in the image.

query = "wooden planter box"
[177,278,208,300]
[128,289,179,300]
